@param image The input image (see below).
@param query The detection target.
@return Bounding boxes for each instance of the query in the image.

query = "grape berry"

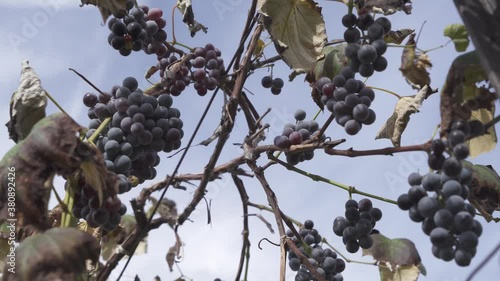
[287,220,345,281]
[333,198,382,253]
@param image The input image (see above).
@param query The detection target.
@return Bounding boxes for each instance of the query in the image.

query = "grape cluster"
[261,76,284,95]
[397,120,484,266]
[71,181,127,231]
[317,67,376,135]
[287,220,345,281]
[190,44,226,96]
[342,13,391,77]
[156,52,192,96]
[273,110,322,165]
[333,199,382,253]
[107,1,168,57]
[83,77,184,186]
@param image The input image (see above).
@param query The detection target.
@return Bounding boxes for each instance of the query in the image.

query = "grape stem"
[251,55,282,70]
[367,86,402,99]
[87,117,111,144]
[485,114,500,130]
[347,0,354,14]
[45,90,70,116]
[232,174,251,281]
[269,154,398,205]
[171,3,178,45]
[68,68,107,98]
[323,240,378,266]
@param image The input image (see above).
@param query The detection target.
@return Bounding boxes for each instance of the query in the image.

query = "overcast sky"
[0,0,499,281]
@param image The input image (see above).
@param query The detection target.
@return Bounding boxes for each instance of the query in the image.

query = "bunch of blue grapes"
[287,220,345,281]
[83,77,184,187]
[342,13,391,77]
[261,75,284,95]
[155,44,225,96]
[191,44,226,96]
[107,1,168,57]
[333,198,382,253]
[397,120,485,266]
[70,142,127,231]
[317,67,376,135]
[273,110,322,165]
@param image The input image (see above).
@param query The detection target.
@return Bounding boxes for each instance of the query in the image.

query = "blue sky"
[0,0,499,280]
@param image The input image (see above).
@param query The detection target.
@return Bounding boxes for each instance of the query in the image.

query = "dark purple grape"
[83,93,98,107]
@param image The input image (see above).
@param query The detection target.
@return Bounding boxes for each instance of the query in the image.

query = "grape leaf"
[80,0,137,23]
[358,0,413,15]
[443,24,470,52]
[1,228,99,281]
[363,233,424,281]
[379,264,420,281]
[257,0,327,73]
[384,29,414,44]
[462,161,500,222]
[6,60,47,143]
[399,34,432,89]
[101,214,148,260]
[176,0,208,37]
[307,44,348,109]
[440,51,497,157]
[376,86,435,146]
[146,197,178,228]
[0,114,82,233]
[467,108,497,158]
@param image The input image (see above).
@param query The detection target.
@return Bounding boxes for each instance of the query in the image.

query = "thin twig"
[465,242,500,281]
[232,174,251,281]
[68,68,106,97]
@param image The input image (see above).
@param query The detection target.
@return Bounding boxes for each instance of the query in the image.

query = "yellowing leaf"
[257,0,327,72]
[443,24,469,52]
[379,263,420,281]
[399,34,432,89]
[253,39,265,58]
[467,109,497,157]
[376,86,435,146]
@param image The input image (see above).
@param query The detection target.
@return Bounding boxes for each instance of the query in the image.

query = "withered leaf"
[176,0,208,37]
[440,51,497,157]
[0,114,82,232]
[358,0,413,15]
[80,0,137,23]
[1,228,99,281]
[384,29,414,45]
[376,86,435,146]
[462,161,500,221]
[147,197,177,228]
[6,60,47,143]
[399,34,432,89]
[258,0,327,73]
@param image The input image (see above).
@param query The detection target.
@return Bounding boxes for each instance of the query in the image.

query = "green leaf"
[376,86,435,146]
[358,0,413,15]
[462,161,500,221]
[2,228,99,281]
[363,233,424,281]
[257,0,327,73]
[443,24,469,52]
[6,60,47,143]
[314,45,348,80]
